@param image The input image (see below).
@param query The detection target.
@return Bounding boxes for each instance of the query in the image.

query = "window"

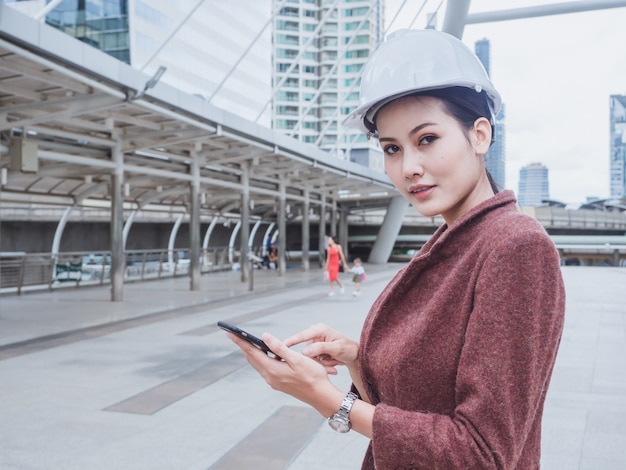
[344,64,363,73]
[276,34,299,46]
[279,7,299,17]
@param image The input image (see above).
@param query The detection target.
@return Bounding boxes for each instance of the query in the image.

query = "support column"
[189,151,201,290]
[168,214,184,265]
[338,206,349,260]
[368,196,409,264]
[122,210,136,250]
[318,191,326,268]
[301,188,310,271]
[240,165,250,283]
[51,206,72,256]
[442,0,471,38]
[110,137,124,301]
[330,198,337,237]
[277,179,287,276]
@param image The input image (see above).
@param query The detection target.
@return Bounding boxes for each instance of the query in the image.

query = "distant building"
[474,38,506,190]
[7,0,273,126]
[271,0,385,170]
[44,0,130,63]
[610,95,626,199]
[518,163,550,206]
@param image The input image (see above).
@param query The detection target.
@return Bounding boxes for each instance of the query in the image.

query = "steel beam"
[466,0,626,24]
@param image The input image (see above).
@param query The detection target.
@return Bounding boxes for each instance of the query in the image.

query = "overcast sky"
[385,0,626,205]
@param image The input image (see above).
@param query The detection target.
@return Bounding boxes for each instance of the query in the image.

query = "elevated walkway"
[0,265,625,469]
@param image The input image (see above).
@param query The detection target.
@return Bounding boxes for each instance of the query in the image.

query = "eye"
[382,144,401,156]
[419,134,438,145]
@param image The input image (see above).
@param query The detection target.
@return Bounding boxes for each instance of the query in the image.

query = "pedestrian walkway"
[0,265,624,469]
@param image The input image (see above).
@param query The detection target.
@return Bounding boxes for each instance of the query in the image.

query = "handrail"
[0,247,235,295]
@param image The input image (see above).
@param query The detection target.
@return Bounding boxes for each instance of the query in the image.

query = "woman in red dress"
[324,236,348,296]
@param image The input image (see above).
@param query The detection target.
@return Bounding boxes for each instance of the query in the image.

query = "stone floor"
[0,265,624,469]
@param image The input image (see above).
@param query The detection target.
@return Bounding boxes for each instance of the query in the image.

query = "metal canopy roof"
[0,5,396,223]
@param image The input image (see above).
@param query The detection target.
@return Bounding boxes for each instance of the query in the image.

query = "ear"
[471,117,492,156]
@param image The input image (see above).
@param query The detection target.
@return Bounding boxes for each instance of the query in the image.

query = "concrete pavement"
[0,265,625,469]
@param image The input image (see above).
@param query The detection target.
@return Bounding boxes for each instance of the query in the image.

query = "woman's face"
[376,95,494,225]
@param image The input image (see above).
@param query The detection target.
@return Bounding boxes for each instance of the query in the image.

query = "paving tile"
[0,265,625,469]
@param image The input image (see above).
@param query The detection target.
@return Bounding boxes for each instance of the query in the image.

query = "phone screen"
[217,321,282,360]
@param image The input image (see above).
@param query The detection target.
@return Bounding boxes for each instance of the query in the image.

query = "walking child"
[350,258,365,296]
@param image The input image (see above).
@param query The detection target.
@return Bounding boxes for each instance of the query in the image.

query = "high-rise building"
[271,0,384,170]
[609,94,626,200]
[474,38,506,190]
[4,0,273,126]
[45,0,130,63]
[518,162,549,206]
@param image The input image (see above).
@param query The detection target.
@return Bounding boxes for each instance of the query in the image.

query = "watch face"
[328,416,350,433]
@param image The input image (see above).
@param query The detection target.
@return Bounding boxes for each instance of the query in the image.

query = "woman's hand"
[283,323,359,375]
[226,332,344,417]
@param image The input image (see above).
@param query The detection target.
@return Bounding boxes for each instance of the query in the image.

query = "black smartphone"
[217,321,282,360]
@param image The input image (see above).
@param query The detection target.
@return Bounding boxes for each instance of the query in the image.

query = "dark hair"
[374,86,500,193]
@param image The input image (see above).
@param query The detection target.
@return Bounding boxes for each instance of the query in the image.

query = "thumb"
[262,333,291,361]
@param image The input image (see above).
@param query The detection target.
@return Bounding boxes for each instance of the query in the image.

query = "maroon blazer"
[359,190,565,469]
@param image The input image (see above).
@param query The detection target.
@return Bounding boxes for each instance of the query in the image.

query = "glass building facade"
[474,38,506,191]
[46,0,130,63]
[4,0,273,126]
[609,95,626,200]
[271,0,384,170]
[518,162,550,206]
[129,0,272,125]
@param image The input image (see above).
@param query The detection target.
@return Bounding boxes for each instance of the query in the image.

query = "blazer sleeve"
[370,229,565,469]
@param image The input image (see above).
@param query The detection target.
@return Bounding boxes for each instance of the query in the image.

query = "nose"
[402,150,424,179]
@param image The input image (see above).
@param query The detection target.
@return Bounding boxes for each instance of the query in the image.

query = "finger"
[226,332,264,358]
[262,333,297,363]
[283,324,329,347]
[301,341,340,359]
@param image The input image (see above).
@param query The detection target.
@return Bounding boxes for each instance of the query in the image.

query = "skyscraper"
[45,0,130,63]
[610,94,626,200]
[6,0,273,126]
[518,163,550,206]
[271,0,384,170]
[474,38,506,190]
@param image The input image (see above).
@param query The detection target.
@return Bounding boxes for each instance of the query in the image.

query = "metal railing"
[0,247,234,295]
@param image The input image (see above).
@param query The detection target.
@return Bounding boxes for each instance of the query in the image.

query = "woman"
[325,235,348,296]
[225,29,565,469]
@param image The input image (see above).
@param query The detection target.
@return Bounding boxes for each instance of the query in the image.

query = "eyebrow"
[378,122,436,142]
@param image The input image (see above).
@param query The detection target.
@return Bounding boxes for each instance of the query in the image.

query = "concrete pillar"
[240,165,250,283]
[277,180,287,276]
[189,152,201,290]
[368,196,409,264]
[318,191,327,267]
[442,0,471,38]
[330,198,337,237]
[110,137,124,301]
[263,223,275,256]
[122,210,136,250]
[203,216,218,249]
[301,188,310,271]
[338,206,349,260]
[249,221,262,252]
[168,214,184,265]
[51,206,72,256]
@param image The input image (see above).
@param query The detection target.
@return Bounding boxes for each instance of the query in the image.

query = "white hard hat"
[343,29,502,135]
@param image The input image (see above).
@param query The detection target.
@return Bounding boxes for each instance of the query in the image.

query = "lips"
[408,184,435,199]
[409,184,434,193]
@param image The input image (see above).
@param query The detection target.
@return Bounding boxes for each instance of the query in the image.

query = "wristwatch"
[328,391,358,433]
